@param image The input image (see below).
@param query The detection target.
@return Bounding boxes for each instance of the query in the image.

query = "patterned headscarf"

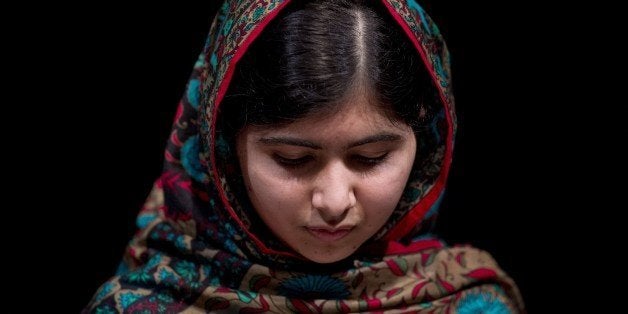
[86,0,524,312]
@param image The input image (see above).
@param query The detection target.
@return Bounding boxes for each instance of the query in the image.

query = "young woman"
[86,0,524,312]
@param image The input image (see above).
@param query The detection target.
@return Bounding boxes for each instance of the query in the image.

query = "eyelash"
[273,155,314,168]
[273,153,390,169]
[352,153,390,165]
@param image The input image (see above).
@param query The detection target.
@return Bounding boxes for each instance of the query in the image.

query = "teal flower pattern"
[278,275,349,300]
[119,292,143,309]
[186,79,201,109]
[93,282,115,303]
[456,290,512,314]
[181,135,209,183]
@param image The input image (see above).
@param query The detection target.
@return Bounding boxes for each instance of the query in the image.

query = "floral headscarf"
[85,0,524,312]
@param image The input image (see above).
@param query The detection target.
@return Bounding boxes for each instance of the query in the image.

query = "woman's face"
[236,99,416,263]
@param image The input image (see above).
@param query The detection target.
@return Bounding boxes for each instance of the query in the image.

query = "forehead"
[248,98,405,136]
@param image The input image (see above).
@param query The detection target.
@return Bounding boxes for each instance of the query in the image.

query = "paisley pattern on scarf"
[184,245,519,313]
[85,0,524,312]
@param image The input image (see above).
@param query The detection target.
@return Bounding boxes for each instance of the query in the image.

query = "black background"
[10,1,608,312]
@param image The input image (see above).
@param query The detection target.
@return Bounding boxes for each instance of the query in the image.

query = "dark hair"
[219,0,438,133]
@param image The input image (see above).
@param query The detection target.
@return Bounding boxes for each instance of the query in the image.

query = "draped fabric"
[85,0,524,312]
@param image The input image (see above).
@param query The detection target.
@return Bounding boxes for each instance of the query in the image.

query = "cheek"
[359,175,406,214]
[245,161,309,217]
[358,162,414,222]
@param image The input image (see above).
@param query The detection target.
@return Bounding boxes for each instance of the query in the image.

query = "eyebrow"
[347,133,403,148]
[258,133,403,149]
[258,137,322,149]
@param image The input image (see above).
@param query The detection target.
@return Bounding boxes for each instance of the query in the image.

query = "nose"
[311,161,356,225]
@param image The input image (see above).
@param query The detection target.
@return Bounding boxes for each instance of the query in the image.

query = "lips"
[306,227,353,242]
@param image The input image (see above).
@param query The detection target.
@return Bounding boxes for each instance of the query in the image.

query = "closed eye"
[352,152,389,166]
[273,154,314,168]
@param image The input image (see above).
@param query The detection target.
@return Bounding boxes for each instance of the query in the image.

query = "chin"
[301,248,355,264]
